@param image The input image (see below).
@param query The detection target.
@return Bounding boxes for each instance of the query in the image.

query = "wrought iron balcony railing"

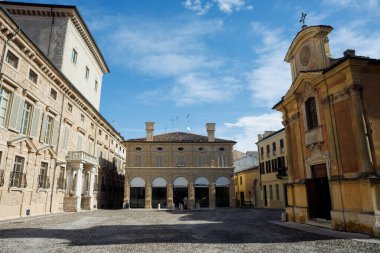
[38,175,50,189]
[9,171,27,188]
[57,177,66,190]
[0,170,4,187]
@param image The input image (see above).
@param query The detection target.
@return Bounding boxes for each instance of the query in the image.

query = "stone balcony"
[66,151,99,166]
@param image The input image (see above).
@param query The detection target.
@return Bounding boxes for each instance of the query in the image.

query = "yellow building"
[256,129,287,209]
[274,25,380,237]
[234,152,260,207]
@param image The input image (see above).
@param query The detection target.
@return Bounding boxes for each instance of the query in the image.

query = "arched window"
[305,97,319,130]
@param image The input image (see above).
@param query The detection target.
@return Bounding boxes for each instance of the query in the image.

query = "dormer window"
[305,97,319,130]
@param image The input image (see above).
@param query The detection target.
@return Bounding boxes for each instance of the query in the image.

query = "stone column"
[229,181,236,208]
[350,85,373,174]
[74,164,83,211]
[124,179,130,208]
[145,183,152,208]
[209,183,216,209]
[188,183,195,210]
[167,183,173,209]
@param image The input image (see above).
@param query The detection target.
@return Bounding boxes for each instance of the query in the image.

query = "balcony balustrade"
[67,151,99,166]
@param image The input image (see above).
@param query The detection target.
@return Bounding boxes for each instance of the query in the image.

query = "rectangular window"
[275,184,280,200]
[0,88,11,127]
[177,155,185,166]
[43,116,54,144]
[67,103,73,113]
[28,69,38,84]
[81,114,85,122]
[20,102,32,135]
[91,123,94,129]
[156,155,163,167]
[260,147,264,160]
[0,151,3,187]
[135,155,141,167]
[269,185,273,200]
[38,162,49,188]
[71,49,78,64]
[6,51,19,68]
[198,155,205,167]
[240,176,242,185]
[11,156,25,188]
[85,66,89,79]
[88,139,94,155]
[272,142,276,156]
[280,139,284,153]
[50,88,57,100]
[266,144,270,158]
[218,156,227,167]
[57,166,65,190]
[95,80,98,91]
[305,97,319,130]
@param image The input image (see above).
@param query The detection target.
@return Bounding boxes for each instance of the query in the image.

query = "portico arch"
[130,177,145,208]
[194,177,210,208]
[152,177,167,208]
[215,176,230,207]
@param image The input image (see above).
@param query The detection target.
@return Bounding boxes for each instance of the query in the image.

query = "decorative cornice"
[321,83,363,105]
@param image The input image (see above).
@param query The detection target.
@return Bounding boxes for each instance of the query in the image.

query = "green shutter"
[29,107,41,138]
[39,113,47,143]
[62,126,69,150]
[50,119,60,146]
[8,94,24,132]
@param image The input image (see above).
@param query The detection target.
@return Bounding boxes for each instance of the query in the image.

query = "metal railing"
[9,171,27,188]
[67,151,98,165]
[38,175,50,189]
[57,177,66,190]
[0,170,4,187]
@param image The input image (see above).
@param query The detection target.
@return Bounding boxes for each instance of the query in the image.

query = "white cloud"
[171,73,242,105]
[224,112,283,151]
[329,25,380,58]
[322,0,380,12]
[183,0,253,15]
[183,0,212,15]
[246,22,291,107]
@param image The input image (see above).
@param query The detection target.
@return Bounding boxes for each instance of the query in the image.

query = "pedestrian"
[183,196,188,209]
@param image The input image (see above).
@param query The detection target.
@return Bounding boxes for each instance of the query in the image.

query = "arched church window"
[305,97,319,130]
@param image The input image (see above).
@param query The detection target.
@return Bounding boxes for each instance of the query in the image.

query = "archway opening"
[130,177,145,208]
[194,177,209,208]
[152,177,167,208]
[173,177,188,208]
[215,176,230,207]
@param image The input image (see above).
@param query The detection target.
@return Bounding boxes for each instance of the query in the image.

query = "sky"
[7,0,380,151]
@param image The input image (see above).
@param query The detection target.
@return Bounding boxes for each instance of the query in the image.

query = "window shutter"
[39,113,48,143]
[8,94,24,132]
[77,134,82,151]
[50,119,60,146]
[29,107,41,138]
[62,126,69,150]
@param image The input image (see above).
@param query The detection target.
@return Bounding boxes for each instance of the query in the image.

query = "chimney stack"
[344,49,356,57]
[145,122,155,142]
[206,123,216,142]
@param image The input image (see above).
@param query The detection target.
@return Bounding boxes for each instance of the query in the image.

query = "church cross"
[299,12,307,27]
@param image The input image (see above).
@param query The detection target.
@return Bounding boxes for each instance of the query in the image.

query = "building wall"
[257,130,287,209]
[124,141,235,209]
[234,168,260,207]
[275,25,380,237]
[0,9,124,220]
[61,19,103,110]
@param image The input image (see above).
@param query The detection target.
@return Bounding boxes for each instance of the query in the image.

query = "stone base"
[331,210,380,237]
[286,206,308,224]
[82,196,96,210]
[63,196,81,212]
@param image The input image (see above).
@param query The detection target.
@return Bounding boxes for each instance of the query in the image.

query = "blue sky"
[9,0,380,151]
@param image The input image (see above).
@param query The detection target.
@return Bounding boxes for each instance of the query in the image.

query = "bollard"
[158,204,161,210]
[196,203,200,210]
[179,203,183,210]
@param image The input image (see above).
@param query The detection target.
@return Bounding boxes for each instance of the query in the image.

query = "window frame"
[43,115,54,144]
[20,101,33,135]
[305,96,319,130]
[5,50,19,69]
[71,48,78,64]
[0,87,11,128]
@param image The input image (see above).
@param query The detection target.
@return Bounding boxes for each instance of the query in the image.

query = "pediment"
[7,136,37,153]
[37,145,58,159]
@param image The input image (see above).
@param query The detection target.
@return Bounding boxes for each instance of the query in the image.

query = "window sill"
[9,187,26,192]
[37,188,50,192]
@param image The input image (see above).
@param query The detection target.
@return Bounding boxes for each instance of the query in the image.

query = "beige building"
[256,129,288,209]
[274,25,380,237]
[123,122,236,209]
[0,2,125,220]
[234,152,260,207]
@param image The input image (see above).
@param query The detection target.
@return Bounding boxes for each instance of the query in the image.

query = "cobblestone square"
[0,209,379,253]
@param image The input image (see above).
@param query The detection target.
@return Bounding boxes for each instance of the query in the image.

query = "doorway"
[152,187,167,208]
[306,163,332,220]
[263,185,268,207]
[130,187,145,208]
[240,192,245,206]
[195,187,209,207]
[174,187,188,208]
[216,187,229,207]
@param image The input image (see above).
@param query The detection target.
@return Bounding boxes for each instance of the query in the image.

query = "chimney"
[344,49,356,57]
[145,122,155,142]
[206,123,216,142]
